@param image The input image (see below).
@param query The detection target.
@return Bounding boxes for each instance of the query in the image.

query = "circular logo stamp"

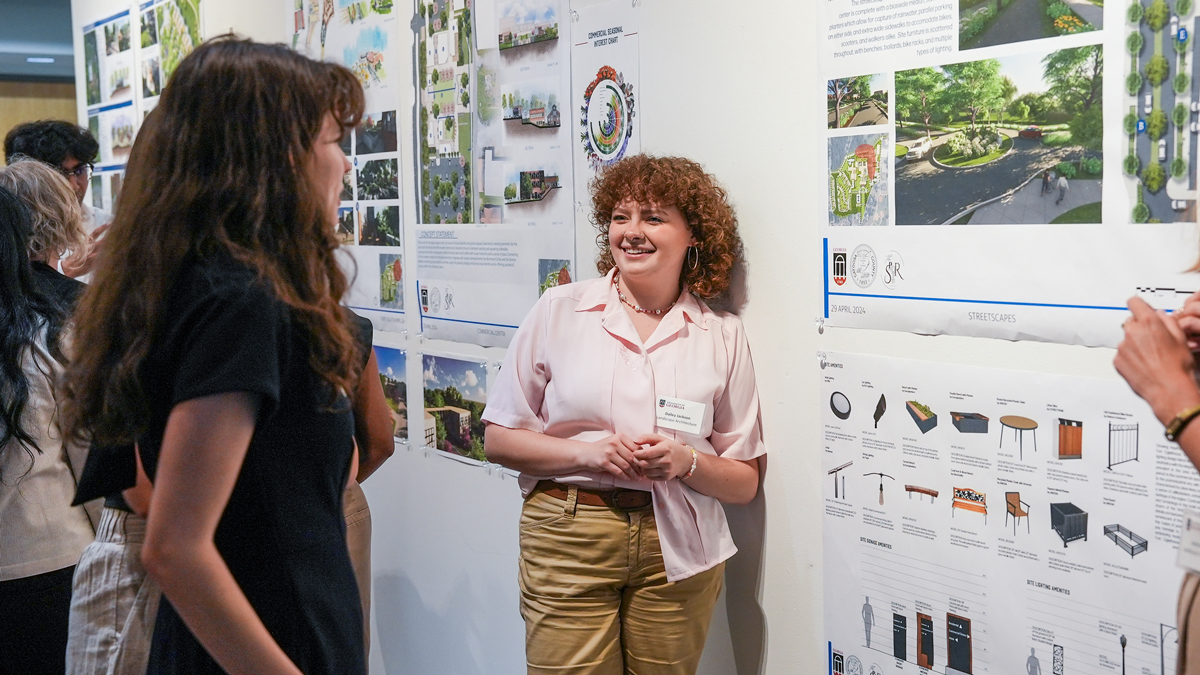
[580,65,636,168]
[882,250,904,290]
[846,655,863,675]
[851,244,877,288]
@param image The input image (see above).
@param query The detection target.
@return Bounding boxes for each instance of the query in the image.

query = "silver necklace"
[613,272,676,315]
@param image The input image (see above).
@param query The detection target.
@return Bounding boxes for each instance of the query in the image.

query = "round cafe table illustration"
[999,415,1038,460]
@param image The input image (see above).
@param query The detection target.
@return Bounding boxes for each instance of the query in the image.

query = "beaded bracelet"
[682,445,698,480]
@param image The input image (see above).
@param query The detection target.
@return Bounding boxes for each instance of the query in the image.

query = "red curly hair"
[591,155,742,299]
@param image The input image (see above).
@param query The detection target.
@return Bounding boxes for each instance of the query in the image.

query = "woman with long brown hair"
[64,37,367,675]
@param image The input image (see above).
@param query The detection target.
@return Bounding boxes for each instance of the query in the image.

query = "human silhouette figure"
[1027,647,1042,675]
[862,597,875,648]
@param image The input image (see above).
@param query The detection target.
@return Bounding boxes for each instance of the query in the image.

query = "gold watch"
[1165,403,1200,442]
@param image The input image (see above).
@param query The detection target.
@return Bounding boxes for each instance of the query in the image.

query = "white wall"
[67,0,1129,673]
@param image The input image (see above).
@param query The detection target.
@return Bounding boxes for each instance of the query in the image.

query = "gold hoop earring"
[688,246,699,270]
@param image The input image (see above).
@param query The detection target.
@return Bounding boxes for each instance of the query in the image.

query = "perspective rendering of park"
[894,46,1103,225]
[1125,0,1199,223]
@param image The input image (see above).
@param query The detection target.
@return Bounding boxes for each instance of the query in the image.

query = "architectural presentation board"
[818,0,1200,347]
[288,0,408,332]
[822,351,1200,673]
[76,0,203,214]
[410,0,581,347]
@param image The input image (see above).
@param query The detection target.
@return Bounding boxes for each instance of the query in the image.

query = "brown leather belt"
[534,480,652,511]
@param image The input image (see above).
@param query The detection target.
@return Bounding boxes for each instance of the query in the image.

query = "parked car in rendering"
[1193,120,1199,134]
[1146,93,1154,114]
[1159,138,1168,161]
[1174,200,1189,211]
[1172,15,1180,40]
[1193,99,1200,113]
[1018,126,1042,139]
[906,136,933,160]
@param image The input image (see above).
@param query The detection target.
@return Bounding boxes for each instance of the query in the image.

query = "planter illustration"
[951,412,989,434]
[907,401,938,434]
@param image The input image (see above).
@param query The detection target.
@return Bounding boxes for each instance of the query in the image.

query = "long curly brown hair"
[64,36,364,446]
[591,155,742,299]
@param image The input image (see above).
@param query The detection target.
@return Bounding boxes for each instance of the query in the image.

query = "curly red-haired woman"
[484,155,766,675]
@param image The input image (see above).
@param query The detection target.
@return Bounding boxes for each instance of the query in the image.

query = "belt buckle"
[611,488,650,511]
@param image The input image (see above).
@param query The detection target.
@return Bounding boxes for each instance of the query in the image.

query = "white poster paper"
[570,0,639,205]
[412,0,575,346]
[818,1,1200,347]
[291,0,406,331]
[821,351,1200,674]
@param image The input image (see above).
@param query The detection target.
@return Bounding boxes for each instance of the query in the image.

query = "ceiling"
[0,0,75,81]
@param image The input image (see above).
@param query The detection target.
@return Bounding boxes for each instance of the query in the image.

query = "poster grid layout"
[819,0,1200,347]
[821,350,1200,674]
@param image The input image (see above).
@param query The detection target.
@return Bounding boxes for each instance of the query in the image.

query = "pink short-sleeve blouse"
[482,269,766,581]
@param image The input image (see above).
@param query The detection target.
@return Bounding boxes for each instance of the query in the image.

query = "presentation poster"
[411,0,575,346]
[570,0,639,206]
[290,0,406,331]
[821,351,1200,674]
[136,0,202,115]
[819,0,1200,347]
[421,352,488,462]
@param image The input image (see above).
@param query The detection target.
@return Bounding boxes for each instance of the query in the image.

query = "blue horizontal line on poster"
[140,1,155,10]
[94,164,126,173]
[88,100,134,115]
[827,291,1128,312]
[420,315,518,329]
[347,306,405,316]
[83,9,131,32]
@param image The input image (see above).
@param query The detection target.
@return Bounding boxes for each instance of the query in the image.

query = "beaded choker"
[612,272,676,316]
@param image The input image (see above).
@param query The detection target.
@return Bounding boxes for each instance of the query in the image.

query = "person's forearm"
[144,541,301,675]
[1145,377,1200,472]
[484,424,590,475]
[682,453,760,505]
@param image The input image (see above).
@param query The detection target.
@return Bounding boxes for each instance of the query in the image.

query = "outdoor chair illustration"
[951,487,987,524]
[906,485,939,503]
[1108,423,1139,470]
[1005,492,1030,535]
[1104,524,1148,558]
[1050,502,1087,547]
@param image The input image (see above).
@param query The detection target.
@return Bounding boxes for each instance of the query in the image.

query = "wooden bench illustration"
[905,485,939,503]
[951,488,986,524]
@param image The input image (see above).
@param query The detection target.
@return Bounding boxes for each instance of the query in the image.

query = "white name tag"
[655,396,705,435]
[1179,510,1200,574]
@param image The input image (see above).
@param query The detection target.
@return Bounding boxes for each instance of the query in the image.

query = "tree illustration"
[943,59,1003,129]
[1043,45,1103,114]
[895,67,945,139]
[828,75,872,128]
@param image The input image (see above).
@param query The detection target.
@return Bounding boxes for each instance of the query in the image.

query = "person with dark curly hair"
[483,154,765,675]
[4,120,111,278]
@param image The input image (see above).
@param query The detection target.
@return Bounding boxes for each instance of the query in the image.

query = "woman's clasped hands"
[579,434,695,481]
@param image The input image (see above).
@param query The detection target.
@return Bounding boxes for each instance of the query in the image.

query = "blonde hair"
[0,157,86,262]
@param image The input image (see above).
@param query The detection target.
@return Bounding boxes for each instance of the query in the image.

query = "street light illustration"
[829,461,853,499]
[873,394,886,428]
[1120,634,1127,675]
[863,472,895,505]
[1162,624,1178,675]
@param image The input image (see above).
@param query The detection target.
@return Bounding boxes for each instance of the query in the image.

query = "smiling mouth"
[621,246,655,257]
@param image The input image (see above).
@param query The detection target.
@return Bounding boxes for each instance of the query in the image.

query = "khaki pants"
[345,480,372,671]
[518,487,724,675]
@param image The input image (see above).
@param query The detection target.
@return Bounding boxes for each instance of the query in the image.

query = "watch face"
[846,655,863,675]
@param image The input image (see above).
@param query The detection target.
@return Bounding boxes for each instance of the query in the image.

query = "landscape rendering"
[894,46,1103,224]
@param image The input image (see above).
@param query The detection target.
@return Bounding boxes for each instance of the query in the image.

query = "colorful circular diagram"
[580,65,636,168]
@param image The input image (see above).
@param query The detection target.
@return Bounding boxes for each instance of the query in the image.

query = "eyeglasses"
[57,163,93,180]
